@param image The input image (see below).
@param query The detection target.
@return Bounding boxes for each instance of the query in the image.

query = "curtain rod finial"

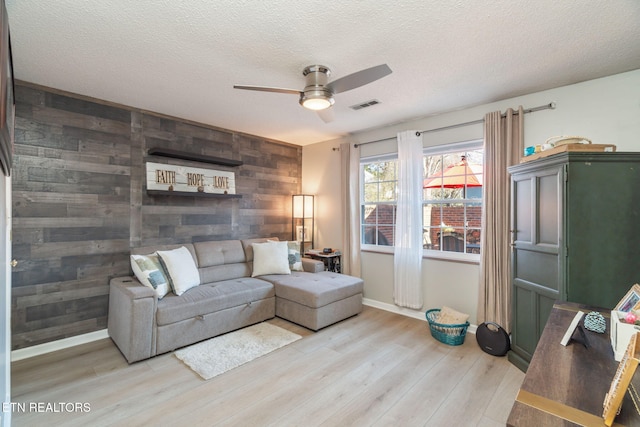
[550,102,557,109]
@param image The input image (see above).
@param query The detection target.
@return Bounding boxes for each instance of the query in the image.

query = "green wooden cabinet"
[507,152,640,372]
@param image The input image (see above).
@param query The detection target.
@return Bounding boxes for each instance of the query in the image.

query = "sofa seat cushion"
[155,278,274,326]
[262,271,363,309]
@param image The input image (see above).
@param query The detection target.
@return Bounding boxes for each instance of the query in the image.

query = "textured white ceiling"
[5,0,640,145]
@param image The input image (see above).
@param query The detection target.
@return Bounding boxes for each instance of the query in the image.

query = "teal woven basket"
[425,309,469,346]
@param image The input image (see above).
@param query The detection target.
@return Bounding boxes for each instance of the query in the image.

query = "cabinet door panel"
[537,295,556,337]
[512,285,536,359]
[538,173,560,246]
[512,281,558,363]
[514,249,560,291]
[513,177,532,243]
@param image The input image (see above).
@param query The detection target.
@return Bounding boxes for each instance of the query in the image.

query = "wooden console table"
[507,301,640,426]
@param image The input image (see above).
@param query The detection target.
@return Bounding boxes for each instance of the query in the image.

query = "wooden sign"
[146,162,236,195]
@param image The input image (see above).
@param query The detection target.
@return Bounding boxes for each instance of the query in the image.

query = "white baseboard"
[11,329,109,362]
[362,298,477,334]
[11,299,477,362]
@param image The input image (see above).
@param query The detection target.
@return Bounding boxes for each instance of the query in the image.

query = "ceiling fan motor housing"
[299,65,335,109]
[303,65,330,83]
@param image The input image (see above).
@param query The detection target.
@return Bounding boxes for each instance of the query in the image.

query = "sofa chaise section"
[241,238,364,331]
[264,272,363,331]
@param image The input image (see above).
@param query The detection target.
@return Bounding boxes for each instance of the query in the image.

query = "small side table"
[305,250,341,273]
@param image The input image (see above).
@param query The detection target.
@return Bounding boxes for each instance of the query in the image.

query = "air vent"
[350,99,381,111]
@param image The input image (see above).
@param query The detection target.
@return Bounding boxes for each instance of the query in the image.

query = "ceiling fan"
[233,64,392,122]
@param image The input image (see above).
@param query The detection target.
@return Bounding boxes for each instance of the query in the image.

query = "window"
[360,141,483,256]
[423,143,483,255]
[361,157,397,246]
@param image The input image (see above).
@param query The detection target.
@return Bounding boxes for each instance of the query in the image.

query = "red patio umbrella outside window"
[423,156,483,189]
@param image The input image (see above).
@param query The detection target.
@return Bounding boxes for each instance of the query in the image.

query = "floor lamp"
[292,194,314,254]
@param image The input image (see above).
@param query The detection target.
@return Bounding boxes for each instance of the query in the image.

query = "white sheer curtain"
[477,107,523,332]
[340,142,361,277]
[393,131,424,309]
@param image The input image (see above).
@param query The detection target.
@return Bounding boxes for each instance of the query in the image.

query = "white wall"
[299,139,345,249]
[303,69,640,324]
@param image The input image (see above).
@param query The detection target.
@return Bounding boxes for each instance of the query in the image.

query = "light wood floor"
[11,306,524,426]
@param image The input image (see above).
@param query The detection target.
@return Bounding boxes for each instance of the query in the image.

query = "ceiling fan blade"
[233,85,301,95]
[326,64,392,94]
[317,108,335,123]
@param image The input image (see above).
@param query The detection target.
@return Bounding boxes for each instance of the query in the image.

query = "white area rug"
[174,322,302,380]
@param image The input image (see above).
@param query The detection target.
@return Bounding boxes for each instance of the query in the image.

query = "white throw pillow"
[268,239,303,272]
[130,254,171,299]
[156,246,201,296]
[251,241,291,277]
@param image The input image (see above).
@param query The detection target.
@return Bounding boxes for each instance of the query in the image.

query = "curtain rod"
[353,102,556,148]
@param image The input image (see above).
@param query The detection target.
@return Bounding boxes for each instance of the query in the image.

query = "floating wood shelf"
[148,148,243,167]
[146,190,242,199]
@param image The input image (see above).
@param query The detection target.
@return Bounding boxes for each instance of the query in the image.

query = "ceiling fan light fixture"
[300,95,334,111]
[300,89,334,110]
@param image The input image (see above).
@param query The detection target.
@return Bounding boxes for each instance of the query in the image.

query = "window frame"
[360,153,398,254]
[359,140,483,263]
[421,140,483,262]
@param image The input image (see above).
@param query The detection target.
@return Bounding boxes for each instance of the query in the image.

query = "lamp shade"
[293,194,314,218]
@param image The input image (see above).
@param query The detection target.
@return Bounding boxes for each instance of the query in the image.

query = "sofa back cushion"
[194,240,251,283]
[132,243,198,266]
[194,240,246,266]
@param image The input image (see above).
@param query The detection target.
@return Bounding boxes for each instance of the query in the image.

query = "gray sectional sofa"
[108,237,364,363]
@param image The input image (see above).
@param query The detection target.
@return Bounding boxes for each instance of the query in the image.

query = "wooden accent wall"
[11,82,301,350]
